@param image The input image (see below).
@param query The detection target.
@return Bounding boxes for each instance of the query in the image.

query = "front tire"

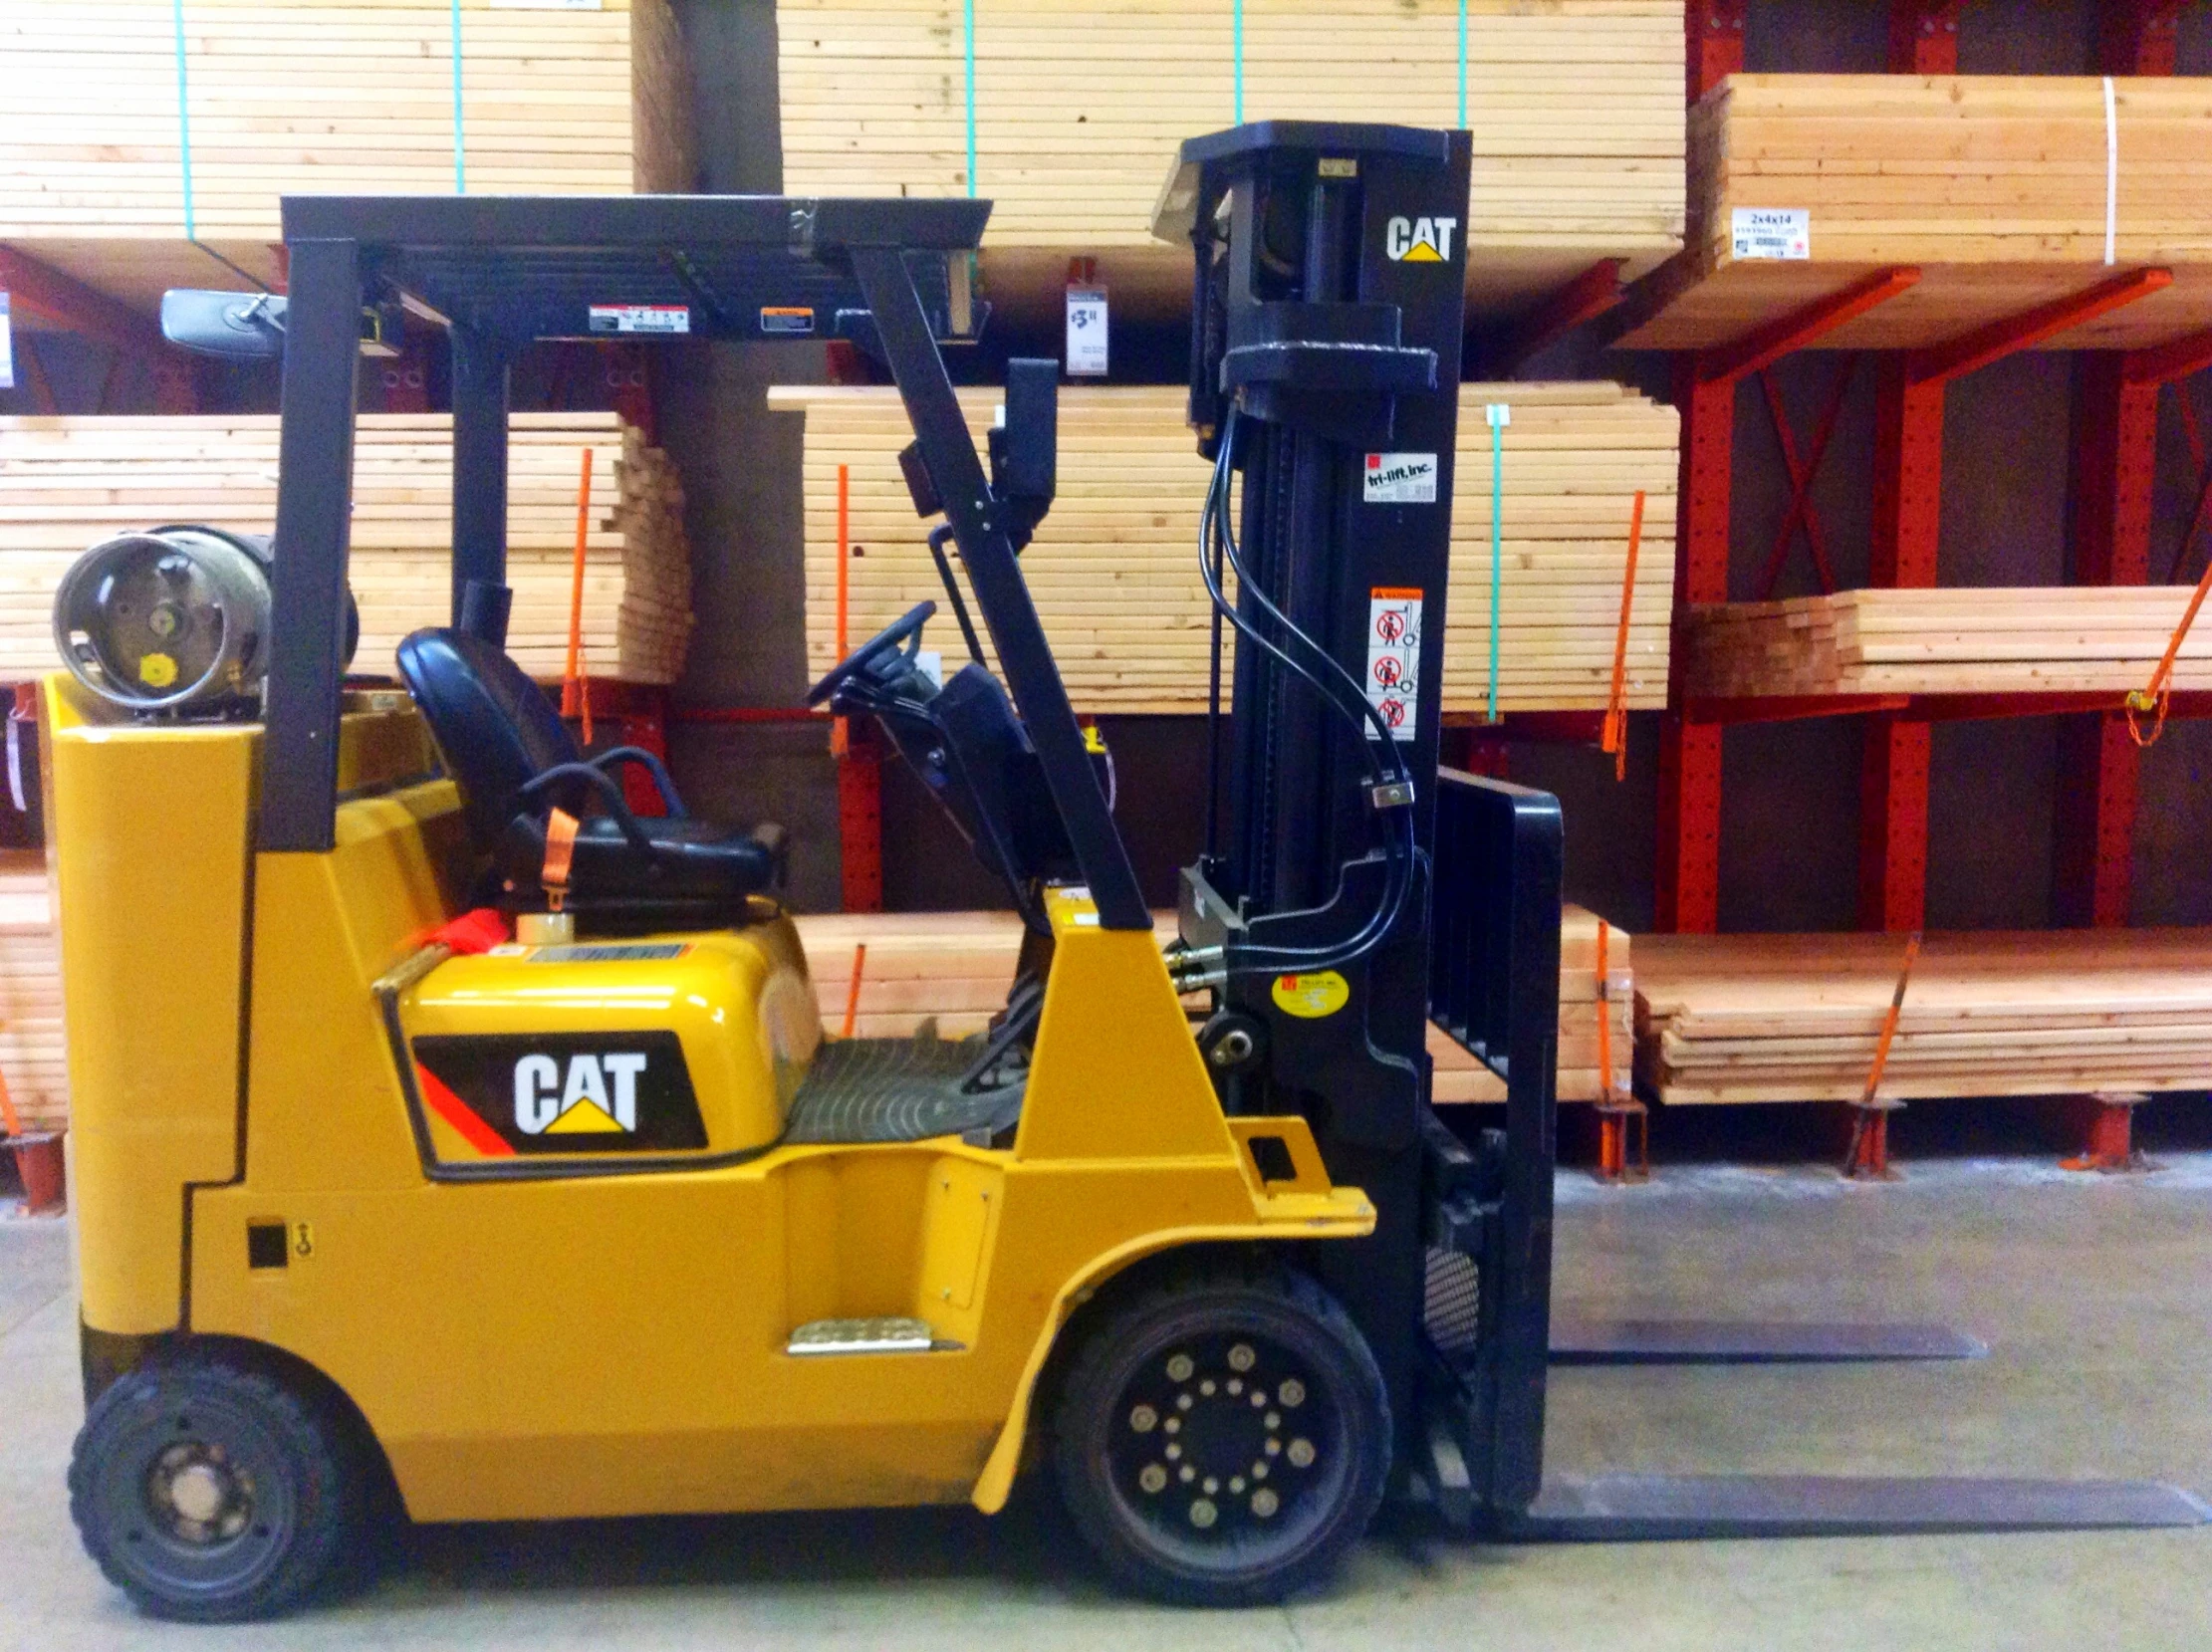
[69,1353,364,1621]
[1051,1262,1391,1606]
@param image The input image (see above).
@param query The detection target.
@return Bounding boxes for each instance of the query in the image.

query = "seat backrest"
[395,628,584,846]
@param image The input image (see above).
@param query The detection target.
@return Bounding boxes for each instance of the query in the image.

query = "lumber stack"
[0,853,63,1134]
[1636,928,2212,1105]
[0,0,690,313]
[791,905,1632,1104]
[778,0,1684,321]
[1617,74,2212,352]
[0,412,692,684]
[775,383,1676,714]
[1683,589,2212,700]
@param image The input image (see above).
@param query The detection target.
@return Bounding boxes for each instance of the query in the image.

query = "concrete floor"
[5,1158,2211,1651]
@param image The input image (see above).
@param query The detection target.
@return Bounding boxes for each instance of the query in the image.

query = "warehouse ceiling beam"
[1887,0,1966,75]
[1485,259,1623,377]
[2122,327,2212,388]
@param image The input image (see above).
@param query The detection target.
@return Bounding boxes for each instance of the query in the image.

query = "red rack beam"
[1488,259,1623,376]
[0,246,197,412]
[1657,272,1926,933]
[1686,0,1746,105]
[2099,0,2184,75]
[1857,270,2174,933]
[1888,0,1964,75]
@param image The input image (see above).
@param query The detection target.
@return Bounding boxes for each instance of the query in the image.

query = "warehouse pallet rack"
[1641,0,2212,1175]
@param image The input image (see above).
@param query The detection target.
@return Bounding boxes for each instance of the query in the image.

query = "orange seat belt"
[542,808,581,912]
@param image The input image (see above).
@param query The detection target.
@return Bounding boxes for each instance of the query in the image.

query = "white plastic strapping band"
[2104,75,2119,267]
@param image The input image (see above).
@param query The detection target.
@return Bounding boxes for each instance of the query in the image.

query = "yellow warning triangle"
[545,1096,624,1134]
[1398,242,1444,263]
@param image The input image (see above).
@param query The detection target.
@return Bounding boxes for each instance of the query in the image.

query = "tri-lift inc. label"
[1365,588,1422,742]
[1732,208,1811,261]
[589,304,690,335]
[1363,452,1438,504]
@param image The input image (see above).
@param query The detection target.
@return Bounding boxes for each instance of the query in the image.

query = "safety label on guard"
[1363,452,1437,505]
[760,306,816,336]
[1732,208,1810,261]
[589,304,691,335]
[1365,588,1422,742]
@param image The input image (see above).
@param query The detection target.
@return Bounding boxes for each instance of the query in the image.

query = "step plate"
[1517,1475,2212,1541]
[787,1316,936,1356]
[1550,1318,1988,1364]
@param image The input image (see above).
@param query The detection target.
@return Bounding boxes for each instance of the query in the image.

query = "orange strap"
[1601,490,1645,782]
[0,1062,20,1137]
[840,941,868,1040]
[543,808,580,910]
[562,446,595,745]
[1858,931,1922,1109]
[2126,553,2212,747]
[1593,920,1616,1104]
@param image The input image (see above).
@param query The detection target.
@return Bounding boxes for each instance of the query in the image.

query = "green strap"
[1487,403,1508,722]
[451,0,466,193]
[171,0,195,238]
[1233,0,1244,122]
[963,0,977,196]
[1458,0,1469,128]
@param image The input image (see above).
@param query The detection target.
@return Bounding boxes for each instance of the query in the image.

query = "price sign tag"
[1066,286,1108,377]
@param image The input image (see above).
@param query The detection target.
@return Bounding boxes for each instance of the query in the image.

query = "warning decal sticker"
[1365,587,1422,742]
[589,304,691,335]
[1364,452,1438,505]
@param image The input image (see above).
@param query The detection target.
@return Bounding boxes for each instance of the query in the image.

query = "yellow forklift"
[47,125,2205,1622]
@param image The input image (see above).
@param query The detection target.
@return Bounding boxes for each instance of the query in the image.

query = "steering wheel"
[806,600,937,707]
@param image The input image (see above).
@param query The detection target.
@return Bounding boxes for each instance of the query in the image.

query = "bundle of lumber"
[1682,588,2212,700]
[775,382,1676,714]
[790,904,1631,1104]
[0,412,692,684]
[0,854,63,1134]
[1636,928,2212,1104]
[778,0,1683,322]
[0,0,690,312]
[1617,75,2212,353]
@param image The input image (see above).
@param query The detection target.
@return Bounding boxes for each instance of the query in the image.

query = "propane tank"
[53,525,355,715]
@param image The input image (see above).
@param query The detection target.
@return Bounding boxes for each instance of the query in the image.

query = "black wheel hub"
[1106,1330,1341,1548]
[94,1399,298,1601]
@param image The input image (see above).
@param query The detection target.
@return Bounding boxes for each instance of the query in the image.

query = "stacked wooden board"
[0,0,690,313]
[778,0,1684,322]
[0,412,692,683]
[1682,589,2212,700]
[775,383,1676,714]
[1636,928,2212,1104]
[1617,75,2212,352]
[0,853,63,1134]
[792,904,1632,1104]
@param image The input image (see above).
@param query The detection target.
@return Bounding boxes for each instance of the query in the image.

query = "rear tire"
[1051,1261,1391,1606]
[69,1352,364,1621]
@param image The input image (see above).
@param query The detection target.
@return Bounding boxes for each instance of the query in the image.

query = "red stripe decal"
[414,1062,516,1158]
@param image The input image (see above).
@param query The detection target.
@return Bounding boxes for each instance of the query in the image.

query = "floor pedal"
[786,1316,937,1356]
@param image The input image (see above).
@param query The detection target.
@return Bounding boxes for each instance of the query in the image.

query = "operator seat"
[396,628,786,924]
